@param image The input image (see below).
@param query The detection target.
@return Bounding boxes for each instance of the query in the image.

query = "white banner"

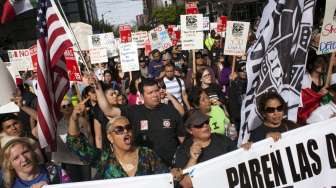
[131,31,149,49]
[119,42,140,73]
[181,14,204,31]
[89,48,108,64]
[45,174,173,188]
[181,31,204,50]
[185,118,336,188]
[317,0,336,54]
[88,32,118,57]
[7,49,34,71]
[148,25,173,52]
[224,21,250,56]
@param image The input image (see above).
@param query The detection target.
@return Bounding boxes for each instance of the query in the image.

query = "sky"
[95,0,144,26]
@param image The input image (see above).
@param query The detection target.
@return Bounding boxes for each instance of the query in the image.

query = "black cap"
[185,110,210,128]
[236,60,246,72]
[0,113,19,125]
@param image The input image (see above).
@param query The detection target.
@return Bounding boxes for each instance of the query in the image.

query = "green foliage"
[151,5,185,25]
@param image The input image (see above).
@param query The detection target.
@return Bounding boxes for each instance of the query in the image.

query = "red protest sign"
[29,45,38,72]
[167,25,174,36]
[185,2,198,14]
[64,48,82,81]
[217,16,227,32]
[119,25,132,43]
[172,31,181,46]
[144,40,152,56]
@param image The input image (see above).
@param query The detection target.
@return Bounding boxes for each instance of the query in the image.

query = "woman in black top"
[241,92,299,149]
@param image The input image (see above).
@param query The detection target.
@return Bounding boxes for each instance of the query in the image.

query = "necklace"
[115,148,138,172]
[119,161,136,171]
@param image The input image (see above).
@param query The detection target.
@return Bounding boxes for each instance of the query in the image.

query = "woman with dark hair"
[241,92,299,149]
[103,70,119,91]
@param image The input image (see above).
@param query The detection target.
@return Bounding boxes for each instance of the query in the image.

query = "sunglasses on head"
[191,120,209,129]
[111,124,132,135]
[265,105,284,113]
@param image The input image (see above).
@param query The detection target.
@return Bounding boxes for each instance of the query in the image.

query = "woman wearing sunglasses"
[242,92,299,149]
[172,110,236,188]
[67,103,168,179]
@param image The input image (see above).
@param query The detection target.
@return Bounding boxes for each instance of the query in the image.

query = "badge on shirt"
[163,119,172,129]
[140,120,149,131]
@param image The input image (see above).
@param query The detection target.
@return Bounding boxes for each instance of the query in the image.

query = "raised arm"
[94,81,121,118]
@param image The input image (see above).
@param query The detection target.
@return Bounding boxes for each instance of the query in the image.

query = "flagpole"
[50,0,91,73]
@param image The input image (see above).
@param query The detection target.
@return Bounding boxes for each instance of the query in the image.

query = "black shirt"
[249,120,298,143]
[120,103,185,166]
[93,105,109,149]
[172,134,236,168]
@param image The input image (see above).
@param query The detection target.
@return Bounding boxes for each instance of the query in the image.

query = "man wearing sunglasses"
[95,78,185,167]
[172,110,236,188]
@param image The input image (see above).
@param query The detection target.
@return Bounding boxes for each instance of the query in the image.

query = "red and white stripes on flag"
[36,0,72,149]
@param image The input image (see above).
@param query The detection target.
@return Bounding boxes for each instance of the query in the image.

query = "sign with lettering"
[131,31,149,48]
[181,31,203,50]
[119,42,140,73]
[224,21,250,56]
[317,0,336,54]
[148,25,172,52]
[88,32,118,57]
[184,118,336,188]
[7,49,34,71]
[181,14,204,32]
[185,2,198,14]
[203,17,210,31]
[217,16,227,32]
[64,48,82,81]
[89,48,108,64]
[119,24,132,43]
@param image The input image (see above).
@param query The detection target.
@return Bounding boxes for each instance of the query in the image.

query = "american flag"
[36,0,72,149]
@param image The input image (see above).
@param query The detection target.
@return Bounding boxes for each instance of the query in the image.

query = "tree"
[151,5,185,26]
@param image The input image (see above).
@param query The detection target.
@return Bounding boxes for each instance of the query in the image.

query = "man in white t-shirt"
[163,63,191,110]
[307,83,336,124]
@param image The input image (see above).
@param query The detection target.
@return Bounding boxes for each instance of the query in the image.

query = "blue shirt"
[148,60,163,78]
[13,166,49,188]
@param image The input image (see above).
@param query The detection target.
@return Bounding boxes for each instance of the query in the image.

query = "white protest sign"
[317,0,336,54]
[181,31,204,50]
[88,32,118,57]
[131,31,149,48]
[45,174,173,188]
[148,25,173,52]
[181,14,204,31]
[7,49,34,71]
[210,22,217,32]
[0,63,19,114]
[89,48,108,64]
[119,42,140,73]
[224,21,250,56]
[203,17,210,31]
[184,118,336,188]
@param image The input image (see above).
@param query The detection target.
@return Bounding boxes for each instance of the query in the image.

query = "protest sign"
[167,25,174,36]
[0,63,19,114]
[144,40,152,56]
[185,2,198,14]
[119,42,140,73]
[210,22,218,32]
[172,30,181,46]
[148,25,172,52]
[119,24,132,43]
[29,45,38,71]
[224,21,250,56]
[89,48,108,64]
[317,0,336,54]
[64,48,82,81]
[7,49,34,71]
[203,17,210,31]
[181,14,204,31]
[184,117,336,188]
[181,31,204,50]
[45,174,173,188]
[131,31,149,48]
[88,32,118,57]
[217,16,227,32]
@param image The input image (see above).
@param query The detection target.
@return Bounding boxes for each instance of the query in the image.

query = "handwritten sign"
[224,21,250,56]
[148,25,172,52]
[181,31,203,50]
[119,42,140,73]
[317,0,336,54]
[131,31,149,48]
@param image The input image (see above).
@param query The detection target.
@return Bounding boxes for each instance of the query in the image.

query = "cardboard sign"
[89,48,108,64]
[119,42,140,73]
[119,25,132,43]
[7,49,34,71]
[185,2,198,14]
[64,48,82,81]
[181,14,204,31]
[131,31,149,49]
[148,25,173,52]
[29,45,38,71]
[217,16,227,32]
[224,21,250,56]
[317,0,336,54]
[203,17,210,31]
[181,31,204,50]
[88,32,118,57]
[0,63,19,114]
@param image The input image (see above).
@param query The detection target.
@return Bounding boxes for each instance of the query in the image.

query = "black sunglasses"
[112,124,132,135]
[61,104,72,109]
[265,105,284,113]
[191,120,210,129]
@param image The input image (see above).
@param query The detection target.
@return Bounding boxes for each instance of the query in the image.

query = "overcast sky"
[95,0,143,25]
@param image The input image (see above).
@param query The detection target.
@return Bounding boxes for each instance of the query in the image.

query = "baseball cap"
[184,110,210,128]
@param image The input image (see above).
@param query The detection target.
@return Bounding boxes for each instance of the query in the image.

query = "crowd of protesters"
[0,17,336,188]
